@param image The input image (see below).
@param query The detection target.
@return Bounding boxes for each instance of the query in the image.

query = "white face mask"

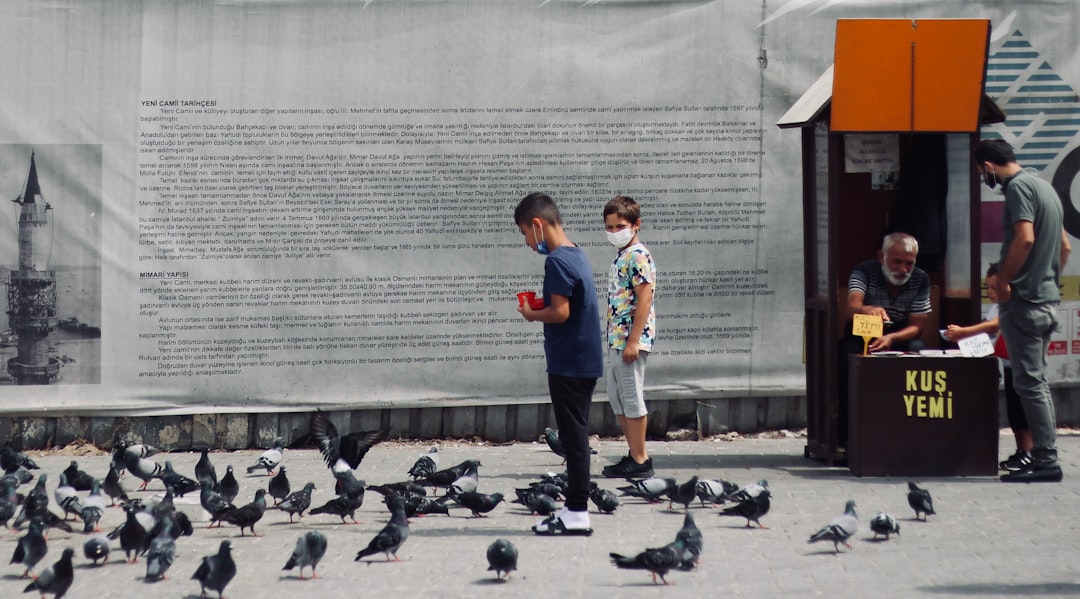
[606,228,635,248]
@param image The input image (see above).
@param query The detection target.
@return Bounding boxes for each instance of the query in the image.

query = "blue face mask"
[534,224,550,255]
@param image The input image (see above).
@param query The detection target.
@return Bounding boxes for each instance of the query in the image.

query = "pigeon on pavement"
[808,499,859,553]
[696,478,739,507]
[144,518,178,581]
[246,438,284,476]
[61,460,94,492]
[193,540,236,599]
[22,546,73,598]
[513,488,558,516]
[726,479,769,503]
[268,467,291,506]
[907,482,936,521]
[616,477,676,503]
[310,493,364,524]
[667,476,699,512]
[83,535,110,566]
[451,491,504,517]
[124,449,164,491]
[419,459,482,490]
[588,485,620,514]
[407,446,440,479]
[355,495,409,562]
[221,488,268,536]
[215,466,240,505]
[102,465,129,506]
[283,530,328,580]
[161,461,200,497]
[309,410,389,473]
[277,483,316,523]
[10,518,48,578]
[486,538,518,581]
[869,512,901,540]
[1,440,39,473]
[674,511,703,570]
[200,480,234,529]
[718,488,772,529]
[195,448,218,487]
[54,474,84,521]
[610,538,685,585]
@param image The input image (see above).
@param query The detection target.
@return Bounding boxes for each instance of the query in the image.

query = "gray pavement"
[2,430,1079,598]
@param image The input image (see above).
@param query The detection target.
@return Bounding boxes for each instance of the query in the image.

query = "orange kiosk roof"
[830,18,992,132]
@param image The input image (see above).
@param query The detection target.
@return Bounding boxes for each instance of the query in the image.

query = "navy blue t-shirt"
[542,245,604,379]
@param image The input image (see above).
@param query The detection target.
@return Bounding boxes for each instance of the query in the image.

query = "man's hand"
[622,342,640,363]
[868,334,894,352]
[862,305,891,322]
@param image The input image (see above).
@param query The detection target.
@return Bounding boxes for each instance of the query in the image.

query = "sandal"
[532,514,594,536]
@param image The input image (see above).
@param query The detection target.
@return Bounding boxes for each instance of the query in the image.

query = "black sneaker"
[602,455,654,478]
[999,451,1032,472]
[1000,464,1063,483]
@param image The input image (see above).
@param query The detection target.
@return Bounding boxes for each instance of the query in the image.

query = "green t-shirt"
[999,170,1064,303]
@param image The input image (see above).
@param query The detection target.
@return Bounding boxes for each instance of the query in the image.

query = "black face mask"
[981,164,999,189]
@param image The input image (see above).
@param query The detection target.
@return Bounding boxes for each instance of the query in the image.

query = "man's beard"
[881,262,911,286]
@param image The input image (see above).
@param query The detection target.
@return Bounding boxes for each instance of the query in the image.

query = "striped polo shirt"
[848,259,931,328]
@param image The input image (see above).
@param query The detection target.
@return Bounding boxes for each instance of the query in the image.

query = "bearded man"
[845,232,931,352]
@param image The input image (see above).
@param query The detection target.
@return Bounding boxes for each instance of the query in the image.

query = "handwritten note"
[957,333,995,357]
[852,314,884,338]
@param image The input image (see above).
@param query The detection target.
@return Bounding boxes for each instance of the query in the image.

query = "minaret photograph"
[6,152,60,384]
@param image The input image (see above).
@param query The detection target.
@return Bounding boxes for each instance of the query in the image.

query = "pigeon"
[267,467,291,506]
[448,462,481,496]
[144,518,177,581]
[85,478,109,513]
[10,519,48,578]
[246,438,284,476]
[674,511,703,570]
[513,488,558,516]
[616,477,675,503]
[718,488,771,529]
[410,496,450,517]
[419,459,482,489]
[79,505,103,533]
[60,461,94,492]
[22,546,73,598]
[161,461,200,497]
[277,483,315,523]
[1,440,39,473]
[221,488,267,536]
[102,465,129,506]
[309,493,364,524]
[83,535,110,565]
[486,539,518,581]
[610,538,685,585]
[667,476,700,512]
[0,480,18,527]
[526,481,564,501]
[200,480,234,528]
[2,466,34,489]
[117,505,152,563]
[193,540,236,599]
[696,478,739,507]
[452,491,504,518]
[367,480,427,500]
[309,410,389,473]
[124,449,164,491]
[355,495,409,562]
[333,470,368,499]
[542,427,568,460]
[588,485,620,514]
[726,479,769,503]
[195,448,218,487]
[407,446,440,479]
[54,474,84,521]
[13,474,49,529]
[215,466,240,504]
[283,530,328,580]
[808,499,859,553]
[869,512,901,540]
[907,482,935,521]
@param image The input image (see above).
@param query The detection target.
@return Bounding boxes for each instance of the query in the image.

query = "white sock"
[561,508,590,528]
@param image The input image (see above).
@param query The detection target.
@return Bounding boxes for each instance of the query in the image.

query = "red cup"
[516,291,536,307]
[529,297,545,310]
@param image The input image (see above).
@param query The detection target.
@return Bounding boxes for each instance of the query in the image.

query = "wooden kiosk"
[777,19,1006,471]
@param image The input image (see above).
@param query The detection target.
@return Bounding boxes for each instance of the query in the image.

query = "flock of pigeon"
[0,415,941,596]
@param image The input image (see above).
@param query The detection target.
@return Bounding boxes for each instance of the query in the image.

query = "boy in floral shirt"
[601,196,657,478]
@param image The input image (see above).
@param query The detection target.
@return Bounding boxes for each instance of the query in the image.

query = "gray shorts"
[606,348,648,418]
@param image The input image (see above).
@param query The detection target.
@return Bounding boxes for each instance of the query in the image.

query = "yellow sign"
[852,314,884,338]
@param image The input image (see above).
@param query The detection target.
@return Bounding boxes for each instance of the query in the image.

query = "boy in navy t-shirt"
[514,192,604,535]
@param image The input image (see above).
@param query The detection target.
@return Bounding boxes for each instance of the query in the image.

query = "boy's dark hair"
[514,192,562,226]
[602,195,640,223]
[986,262,999,278]
[973,139,1016,166]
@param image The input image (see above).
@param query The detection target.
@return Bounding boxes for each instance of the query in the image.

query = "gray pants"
[999,299,1060,466]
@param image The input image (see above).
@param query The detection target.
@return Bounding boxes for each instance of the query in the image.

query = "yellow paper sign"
[852,313,884,338]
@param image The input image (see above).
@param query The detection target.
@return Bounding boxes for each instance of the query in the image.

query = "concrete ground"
[2,429,1078,598]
